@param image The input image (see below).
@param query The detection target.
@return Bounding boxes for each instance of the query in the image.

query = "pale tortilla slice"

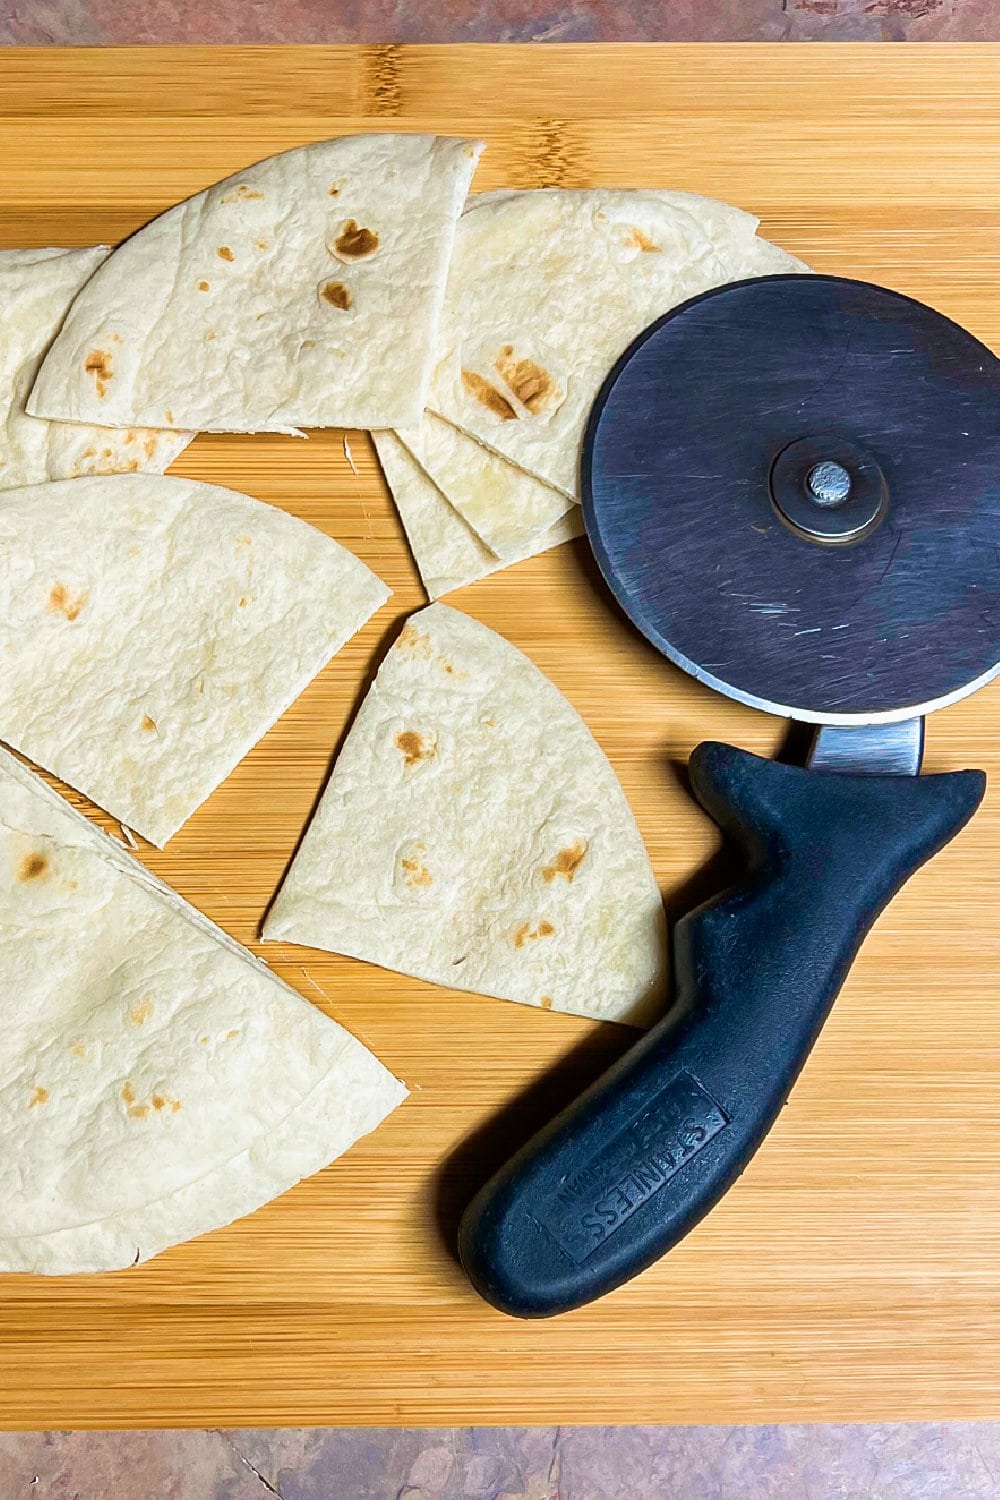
[0,248,191,491]
[28,135,483,435]
[395,412,574,558]
[372,431,583,599]
[264,604,667,1026]
[0,474,390,846]
[428,189,811,496]
[0,748,405,1274]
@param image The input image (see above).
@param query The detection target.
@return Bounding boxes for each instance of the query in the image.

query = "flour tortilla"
[0,748,405,1274]
[0,248,191,490]
[429,189,811,496]
[264,605,667,1026]
[29,135,483,435]
[373,431,582,599]
[395,412,575,558]
[0,474,390,846]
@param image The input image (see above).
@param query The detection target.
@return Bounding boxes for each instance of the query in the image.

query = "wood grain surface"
[2,43,1000,1429]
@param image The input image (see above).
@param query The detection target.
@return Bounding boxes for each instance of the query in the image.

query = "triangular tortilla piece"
[372,431,582,599]
[264,605,667,1026]
[0,474,390,846]
[395,412,574,558]
[428,189,811,496]
[28,135,483,435]
[0,748,405,1274]
[0,248,192,490]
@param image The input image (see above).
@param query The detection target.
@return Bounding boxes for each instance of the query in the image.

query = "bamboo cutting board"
[2,43,1000,1429]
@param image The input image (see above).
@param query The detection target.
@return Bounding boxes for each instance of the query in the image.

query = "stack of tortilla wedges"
[0,132,807,1273]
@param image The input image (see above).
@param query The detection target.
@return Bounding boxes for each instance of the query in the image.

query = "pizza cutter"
[459,274,1000,1317]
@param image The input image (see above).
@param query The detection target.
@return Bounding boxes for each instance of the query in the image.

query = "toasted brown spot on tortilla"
[48,582,89,622]
[111,332,122,343]
[122,458,140,472]
[400,856,433,888]
[235,535,252,550]
[128,1103,150,1119]
[513,920,556,948]
[18,852,49,882]
[396,730,434,768]
[144,437,157,460]
[222,184,264,202]
[539,994,554,1010]
[461,369,518,420]
[226,1029,240,1040]
[206,330,217,341]
[625,226,660,253]
[84,349,113,399]
[140,714,157,734]
[165,409,175,425]
[320,279,352,310]
[72,1043,88,1059]
[255,237,270,250]
[129,1000,154,1026]
[101,447,112,459]
[28,1086,49,1109]
[83,446,96,458]
[217,245,235,261]
[122,1083,135,1106]
[197,279,209,291]
[238,594,253,608]
[542,840,587,884]
[198,1035,209,1045]
[333,220,379,259]
[399,623,432,655]
[329,184,340,196]
[494,345,560,415]
[152,1093,167,1111]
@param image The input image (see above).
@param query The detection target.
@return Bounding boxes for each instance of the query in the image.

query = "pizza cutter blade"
[459,275,1000,1317]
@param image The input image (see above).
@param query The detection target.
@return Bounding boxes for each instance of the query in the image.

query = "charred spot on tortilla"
[399,623,432,655]
[624,226,660,253]
[220,184,265,204]
[461,369,518,421]
[400,856,433,888]
[395,729,435,768]
[84,349,112,398]
[28,1086,49,1109]
[332,220,380,260]
[542,840,587,883]
[319,280,352,310]
[18,852,49,882]
[197,280,209,291]
[48,583,89,622]
[217,246,235,262]
[140,714,157,735]
[513,919,556,948]
[493,346,561,415]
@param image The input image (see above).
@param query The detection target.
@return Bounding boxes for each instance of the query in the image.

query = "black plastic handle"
[459,741,986,1317]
